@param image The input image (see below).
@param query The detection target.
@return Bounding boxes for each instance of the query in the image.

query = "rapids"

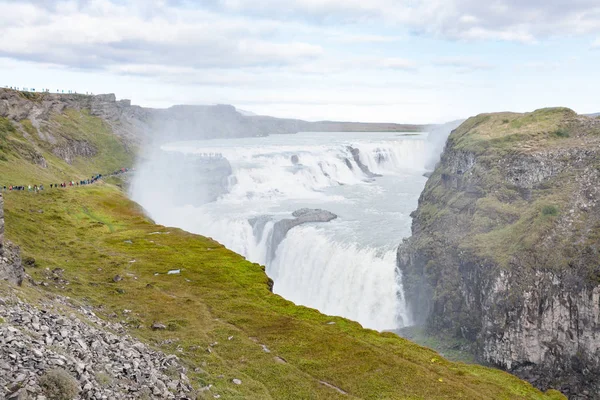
[131,131,432,331]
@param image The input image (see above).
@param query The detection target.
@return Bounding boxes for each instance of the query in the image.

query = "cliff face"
[397,108,600,398]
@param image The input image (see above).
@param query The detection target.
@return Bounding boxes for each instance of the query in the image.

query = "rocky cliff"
[0,194,23,286]
[397,108,600,398]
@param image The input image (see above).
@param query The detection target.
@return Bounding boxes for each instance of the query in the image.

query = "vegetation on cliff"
[398,107,600,396]
[0,98,564,399]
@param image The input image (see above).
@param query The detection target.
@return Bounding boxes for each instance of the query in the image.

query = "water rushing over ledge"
[131,131,432,331]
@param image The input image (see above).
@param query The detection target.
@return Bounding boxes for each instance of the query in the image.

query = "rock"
[112,275,122,283]
[267,209,337,262]
[232,378,242,385]
[151,323,167,331]
[347,146,381,178]
[0,289,194,399]
[290,155,300,165]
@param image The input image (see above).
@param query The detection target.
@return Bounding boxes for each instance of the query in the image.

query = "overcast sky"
[1,0,599,123]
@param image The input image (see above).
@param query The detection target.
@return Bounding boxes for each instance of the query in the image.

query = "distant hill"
[0,89,423,148]
[586,112,600,117]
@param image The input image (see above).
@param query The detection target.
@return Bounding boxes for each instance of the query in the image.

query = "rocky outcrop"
[0,290,195,399]
[0,194,23,286]
[257,209,337,262]
[347,147,381,178]
[0,89,149,147]
[397,109,600,398]
[52,140,98,164]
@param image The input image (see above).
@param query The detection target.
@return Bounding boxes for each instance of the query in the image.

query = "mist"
[129,119,455,331]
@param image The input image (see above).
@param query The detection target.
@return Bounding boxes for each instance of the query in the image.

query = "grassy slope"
[0,110,134,185]
[0,109,563,399]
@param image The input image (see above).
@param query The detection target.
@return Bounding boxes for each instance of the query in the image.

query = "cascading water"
[131,131,431,331]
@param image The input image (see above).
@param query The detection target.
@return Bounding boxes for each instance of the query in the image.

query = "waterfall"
[131,132,429,331]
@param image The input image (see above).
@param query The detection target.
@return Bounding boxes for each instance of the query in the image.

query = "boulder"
[268,209,337,262]
[347,147,381,178]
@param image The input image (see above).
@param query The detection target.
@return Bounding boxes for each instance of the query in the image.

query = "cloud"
[216,0,600,43]
[378,58,419,70]
[593,38,600,48]
[433,57,494,72]
[0,0,323,71]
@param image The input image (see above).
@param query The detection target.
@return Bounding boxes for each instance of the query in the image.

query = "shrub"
[95,371,113,387]
[552,128,570,138]
[502,119,509,124]
[542,205,559,216]
[39,368,80,400]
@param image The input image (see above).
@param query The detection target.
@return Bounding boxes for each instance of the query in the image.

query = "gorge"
[0,88,592,399]
[130,131,434,331]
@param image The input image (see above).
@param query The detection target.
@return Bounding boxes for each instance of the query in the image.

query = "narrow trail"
[1,168,132,193]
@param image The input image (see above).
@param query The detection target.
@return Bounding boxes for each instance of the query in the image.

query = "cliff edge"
[397,108,600,398]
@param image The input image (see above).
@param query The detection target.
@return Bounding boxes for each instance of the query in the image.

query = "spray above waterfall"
[131,131,433,331]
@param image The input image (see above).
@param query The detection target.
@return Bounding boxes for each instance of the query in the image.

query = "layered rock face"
[0,90,147,146]
[397,109,600,398]
[0,194,23,286]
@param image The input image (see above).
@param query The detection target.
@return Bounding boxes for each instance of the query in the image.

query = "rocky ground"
[0,288,198,399]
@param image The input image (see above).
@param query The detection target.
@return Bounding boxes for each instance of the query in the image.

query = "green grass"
[0,112,133,186]
[397,326,477,364]
[449,108,577,154]
[3,187,563,400]
[541,205,559,216]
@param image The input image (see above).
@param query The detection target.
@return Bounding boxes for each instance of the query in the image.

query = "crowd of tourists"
[1,168,131,193]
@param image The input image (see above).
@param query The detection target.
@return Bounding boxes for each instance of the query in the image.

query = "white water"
[131,131,431,331]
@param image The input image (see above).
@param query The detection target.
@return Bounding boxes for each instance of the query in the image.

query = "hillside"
[398,108,600,398]
[0,93,564,399]
[0,89,422,149]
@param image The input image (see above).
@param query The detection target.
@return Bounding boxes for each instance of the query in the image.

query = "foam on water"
[131,132,431,330]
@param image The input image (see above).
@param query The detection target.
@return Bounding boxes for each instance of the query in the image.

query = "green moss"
[451,108,577,154]
[551,128,570,138]
[542,205,559,216]
[20,119,37,136]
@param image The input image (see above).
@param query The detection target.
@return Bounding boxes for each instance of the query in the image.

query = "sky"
[0,0,599,123]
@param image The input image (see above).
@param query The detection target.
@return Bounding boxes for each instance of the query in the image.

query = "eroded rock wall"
[397,110,600,398]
